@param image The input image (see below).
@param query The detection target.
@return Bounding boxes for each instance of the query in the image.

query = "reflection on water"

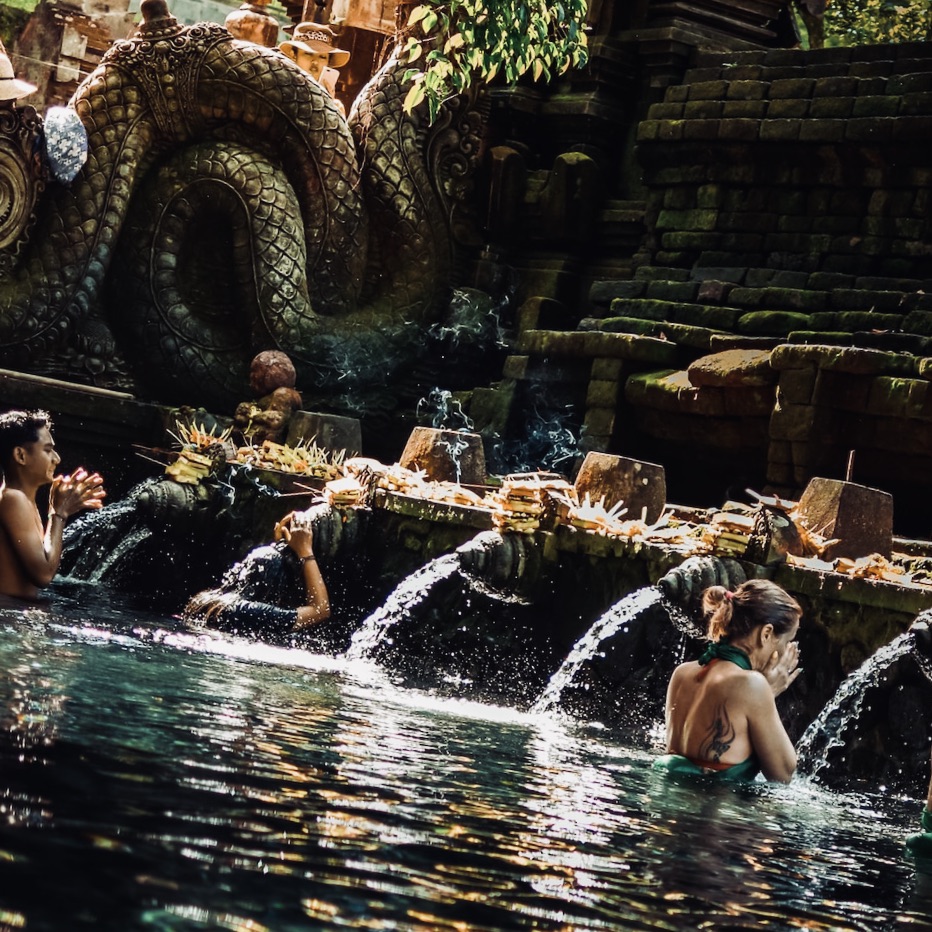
[0,588,929,930]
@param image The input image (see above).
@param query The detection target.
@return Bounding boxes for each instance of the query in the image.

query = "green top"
[697,641,753,671]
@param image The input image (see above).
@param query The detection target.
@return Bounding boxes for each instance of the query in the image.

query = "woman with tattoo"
[655,579,802,783]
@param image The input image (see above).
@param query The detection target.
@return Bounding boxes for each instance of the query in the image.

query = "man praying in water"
[0,409,106,601]
[656,579,802,783]
[906,746,932,866]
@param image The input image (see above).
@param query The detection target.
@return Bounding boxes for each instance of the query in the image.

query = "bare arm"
[275,512,331,629]
[663,665,684,753]
[0,490,61,586]
[745,673,797,783]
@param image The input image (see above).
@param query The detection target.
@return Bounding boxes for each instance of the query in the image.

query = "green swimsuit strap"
[697,641,753,671]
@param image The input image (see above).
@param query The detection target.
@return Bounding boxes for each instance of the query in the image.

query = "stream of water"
[0,585,930,930]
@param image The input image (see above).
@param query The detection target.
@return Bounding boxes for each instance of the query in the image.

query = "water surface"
[0,587,929,930]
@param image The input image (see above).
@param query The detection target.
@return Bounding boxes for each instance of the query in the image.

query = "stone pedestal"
[796,477,894,560]
[287,410,362,456]
[399,427,487,484]
[573,451,666,523]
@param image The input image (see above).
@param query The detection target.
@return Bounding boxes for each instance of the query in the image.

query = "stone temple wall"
[491,41,932,532]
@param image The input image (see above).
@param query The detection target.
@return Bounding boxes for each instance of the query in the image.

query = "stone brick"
[809,97,855,118]
[760,119,801,141]
[646,280,701,302]
[767,438,793,465]
[690,80,728,99]
[852,95,899,118]
[845,118,894,141]
[590,357,625,381]
[769,77,815,98]
[502,355,529,379]
[672,304,743,329]
[665,85,690,103]
[723,386,776,416]
[684,100,724,119]
[867,375,929,419]
[892,116,932,140]
[687,348,776,387]
[583,407,616,437]
[722,100,768,119]
[888,72,932,94]
[718,118,760,141]
[728,80,766,101]
[798,119,846,143]
[636,121,659,142]
[683,120,721,141]
[778,367,816,404]
[769,399,816,441]
[813,76,859,97]
[738,311,812,336]
[656,121,684,141]
[812,370,872,411]
[589,280,646,304]
[767,99,809,119]
[586,379,622,408]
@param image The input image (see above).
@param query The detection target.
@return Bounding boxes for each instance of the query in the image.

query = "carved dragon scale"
[0,0,485,409]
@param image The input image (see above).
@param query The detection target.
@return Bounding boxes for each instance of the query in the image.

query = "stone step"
[580,315,721,351]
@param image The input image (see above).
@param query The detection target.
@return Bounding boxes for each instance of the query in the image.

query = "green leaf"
[403,81,426,114]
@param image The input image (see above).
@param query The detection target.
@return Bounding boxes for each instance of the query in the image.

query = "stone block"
[777,367,816,404]
[586,379,621,408]
[809,97,854,118]
[796,477,893,559]
[852,95,899,118]
[767,98,809,119]
[845,117,894,141]
[769,77,815,98]
[759,119,801,141]
[728,80,766,100]
[399,427,486,484]
[769,399,816,441]
[867,375,929,419]
[690,80,728,99]
[684,100,723,119]
[722,387,776,417]
[737,311,812,336]
[721,100,768,119]
[812,371,872,412]
[287,411,362,456]
[591,357,625,381]
[583,407,615,437]
[573,452,667,523]
[813,76,859,97]
[687,348,776,388]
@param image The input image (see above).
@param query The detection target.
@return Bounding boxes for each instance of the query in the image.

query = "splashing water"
[531,586,665,714]
[60,499,139,581]
[795,628,929,784]
[88,527,154,584]
[344,553,463,661]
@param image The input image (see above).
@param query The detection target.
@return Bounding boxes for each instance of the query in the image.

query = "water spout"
[531,586,701,740]
[344,531,557,703]
[796,619,932,791]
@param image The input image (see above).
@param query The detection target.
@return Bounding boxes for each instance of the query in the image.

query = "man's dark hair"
[0,409,52,471]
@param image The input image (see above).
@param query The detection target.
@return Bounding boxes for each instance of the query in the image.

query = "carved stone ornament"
[0,104,46,274]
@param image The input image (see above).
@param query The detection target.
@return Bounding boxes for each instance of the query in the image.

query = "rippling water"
[0,586,930,931]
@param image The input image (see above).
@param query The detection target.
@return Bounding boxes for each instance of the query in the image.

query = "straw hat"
[0,52,36,101]
[280,23,350,69]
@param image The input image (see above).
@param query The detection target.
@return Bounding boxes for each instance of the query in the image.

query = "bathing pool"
[0,587,929,931]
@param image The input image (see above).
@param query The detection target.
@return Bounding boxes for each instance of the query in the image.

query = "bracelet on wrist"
[49,512,67,521]
[300,555,316,563]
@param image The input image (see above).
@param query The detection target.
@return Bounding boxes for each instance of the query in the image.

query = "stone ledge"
[517,329,678,365]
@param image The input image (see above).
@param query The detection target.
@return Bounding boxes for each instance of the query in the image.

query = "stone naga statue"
[0,0,484,409]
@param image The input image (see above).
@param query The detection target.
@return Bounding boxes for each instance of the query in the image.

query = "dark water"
[0,587,930,931]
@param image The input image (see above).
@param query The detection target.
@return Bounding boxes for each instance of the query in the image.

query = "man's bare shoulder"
[0,487,30,513]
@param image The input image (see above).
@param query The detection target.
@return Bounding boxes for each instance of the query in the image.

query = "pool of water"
[0,586,930,931]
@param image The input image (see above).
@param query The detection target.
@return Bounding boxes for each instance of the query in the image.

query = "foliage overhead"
[399,0,589,122]
[821,0,932,45]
